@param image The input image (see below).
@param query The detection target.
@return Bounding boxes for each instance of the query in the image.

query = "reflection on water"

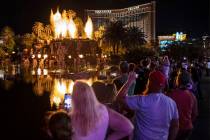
[32,69,96,107]
[51,79,74,107]
[1,65,96,109]
[0,70,4,79]
[34,75,95,108]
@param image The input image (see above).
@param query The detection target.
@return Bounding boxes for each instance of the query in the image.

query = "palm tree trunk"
[113,44,116,55]
[116,44,119,55]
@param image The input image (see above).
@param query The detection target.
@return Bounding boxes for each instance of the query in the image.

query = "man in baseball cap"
[147,71,166,92]
[116,70,179,140]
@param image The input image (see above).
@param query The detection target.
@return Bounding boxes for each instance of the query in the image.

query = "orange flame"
[85,16,93,39]
[51,9,77,39]
[68,18,77,39]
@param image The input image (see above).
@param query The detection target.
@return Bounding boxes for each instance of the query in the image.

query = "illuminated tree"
[21,33,36,49]
[74,17,85,38]
[94,26,105,41]
[66,10,76,19]
[62,10,67,19]
[44,25,53,40]
[32,22,44,38]
[94,26,106,53]
[0,47,6,58]
[45,25,52,36]
[0,26,15,54]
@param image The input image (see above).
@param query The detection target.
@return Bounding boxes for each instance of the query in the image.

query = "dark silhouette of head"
[49,111,72,140]
[92,81,117,104]
[119,61,129,74]
[177,71,192,89]
[92,81,106,103]
[129,63,136,72]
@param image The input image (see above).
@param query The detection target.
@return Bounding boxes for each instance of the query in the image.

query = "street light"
[68,55,72,59]
[37,68,41,75]
[202,36,208,49]
[31,54,35,59]
[102,54,107,58]
[43,69,48,75]
[79,54,84,59]
[32,70,35,75]
[38,54,42,59]
[44,54,48,59]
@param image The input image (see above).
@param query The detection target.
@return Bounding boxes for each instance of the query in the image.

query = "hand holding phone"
[111,72,117,77]
[64,93,72,111]
[136,74,139,78]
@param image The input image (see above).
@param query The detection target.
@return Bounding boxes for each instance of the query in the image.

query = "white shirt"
[126,93,179,140]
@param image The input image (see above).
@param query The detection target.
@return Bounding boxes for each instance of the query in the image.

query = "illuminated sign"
[158,32,187,50]
[128,6,140,11]
[95,10,112,14]
[158,36,176,41]
[173,32,187,41]
[158,32,187,42]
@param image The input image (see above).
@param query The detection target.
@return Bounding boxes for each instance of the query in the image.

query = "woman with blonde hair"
[71,81,133,140]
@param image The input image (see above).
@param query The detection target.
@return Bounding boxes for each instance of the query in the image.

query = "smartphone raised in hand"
[64,93,72,111]
[136,74,139,78]
[110,72,117,77]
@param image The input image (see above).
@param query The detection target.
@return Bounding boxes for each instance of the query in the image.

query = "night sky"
[0,0,209,37]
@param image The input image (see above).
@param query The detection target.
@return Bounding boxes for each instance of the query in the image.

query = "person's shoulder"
[98,103,109,113]
[113,76,121,82]
[165,95,178,108]
[185,90,196,99]
[159,93,176,103]
[114,75,127,83]
[126,95,144,101]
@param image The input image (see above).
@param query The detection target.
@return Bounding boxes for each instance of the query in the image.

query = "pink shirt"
[169,89,198,130]
[72,105,109,140]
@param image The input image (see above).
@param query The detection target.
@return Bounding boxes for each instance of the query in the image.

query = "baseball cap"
[149,71,166,87]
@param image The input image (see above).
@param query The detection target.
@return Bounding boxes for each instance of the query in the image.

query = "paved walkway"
[190,76,210,140]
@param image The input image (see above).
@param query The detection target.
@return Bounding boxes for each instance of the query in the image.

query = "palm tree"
[32,22,44,38]
[1,26,15,54]
[1,26,15,38]
[21,33,35,49]
[103,21,126,55]
[94,26,105,50]
[123,27,147,50]
[94,26,105,41]
[44,25,52,40]
[74,17,85,38]
[66,10,76,19]
[0,46,6,58]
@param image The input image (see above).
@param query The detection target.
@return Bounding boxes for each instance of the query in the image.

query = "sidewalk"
[190,76,210,140]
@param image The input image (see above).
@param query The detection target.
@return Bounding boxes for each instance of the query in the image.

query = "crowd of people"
[38,55,203,140]
[0,53,205,140]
